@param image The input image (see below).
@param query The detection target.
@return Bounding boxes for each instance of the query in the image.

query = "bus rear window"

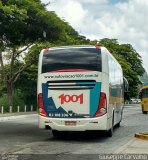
[42,48,102,73]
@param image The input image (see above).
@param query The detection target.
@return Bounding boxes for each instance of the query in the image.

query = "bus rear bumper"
[38,115,109,131]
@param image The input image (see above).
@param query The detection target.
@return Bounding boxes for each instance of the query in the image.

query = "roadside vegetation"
[0,0,145,111]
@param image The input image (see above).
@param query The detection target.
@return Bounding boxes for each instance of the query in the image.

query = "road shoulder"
[114,138,148,154]
[0,112,37,121]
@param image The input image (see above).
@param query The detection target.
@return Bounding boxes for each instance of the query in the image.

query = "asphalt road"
[0,105,148,155]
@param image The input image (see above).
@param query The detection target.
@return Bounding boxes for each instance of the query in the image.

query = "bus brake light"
[44,48,49,52]
[38,93,47,117]
[94,92,107,117]
[95,44,102,49]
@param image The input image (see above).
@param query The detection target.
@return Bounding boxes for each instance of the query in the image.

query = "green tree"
[99,38,145,97]
[0,0,89,106]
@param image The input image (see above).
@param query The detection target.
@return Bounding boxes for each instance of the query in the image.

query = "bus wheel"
[116,122,121,127]
[142,111,147,114]
[116,110,123,127]
[52,130,60,137]
[106,116,114,137]
[52,130,68,137]
[106,125,113,137]
[142,106,147,114]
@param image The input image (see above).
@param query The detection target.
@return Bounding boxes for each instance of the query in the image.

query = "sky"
[41,0,148,73]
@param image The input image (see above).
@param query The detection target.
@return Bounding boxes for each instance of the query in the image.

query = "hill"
[140,72,148,86]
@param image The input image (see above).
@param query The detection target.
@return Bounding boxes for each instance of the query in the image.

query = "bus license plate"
[65,121,76,126]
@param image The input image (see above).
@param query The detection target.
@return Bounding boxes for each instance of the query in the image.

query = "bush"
[0,91,25,112]
[0,94,9,111]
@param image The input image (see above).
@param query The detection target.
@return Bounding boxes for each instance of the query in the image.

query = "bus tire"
[116,111,122,127]
[52,130,68,137]
[116,122,121,127]
[52,130,60,137]
[106,125,113,137]
[106,115,114,137]
[142,111,147,114]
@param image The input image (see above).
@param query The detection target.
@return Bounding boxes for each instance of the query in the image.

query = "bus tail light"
[94,92,107,117]
[95,44,102,49]
[44,48,49,52]
[38,93,47,117]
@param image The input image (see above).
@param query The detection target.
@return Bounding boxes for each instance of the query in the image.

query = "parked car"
[130,98,140,104]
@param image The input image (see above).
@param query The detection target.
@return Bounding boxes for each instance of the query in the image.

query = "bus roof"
[42,45,104,52]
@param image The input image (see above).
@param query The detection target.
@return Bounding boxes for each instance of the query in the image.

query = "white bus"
[37,45,124,137]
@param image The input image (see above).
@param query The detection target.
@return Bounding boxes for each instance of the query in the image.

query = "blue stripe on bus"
[90,82,101,117]
[42,83,49,113]
[76,82,101,117]
[42,82,101,118]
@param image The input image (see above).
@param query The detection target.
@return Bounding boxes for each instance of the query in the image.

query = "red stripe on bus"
[48,69,91,72]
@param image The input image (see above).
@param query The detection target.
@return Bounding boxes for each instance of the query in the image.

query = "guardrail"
[0,105,36,114]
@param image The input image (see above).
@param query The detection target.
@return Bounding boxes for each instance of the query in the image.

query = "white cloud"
[42,0,148,73]
[50,0,88,29]
[140,51,148,71]
[80,0,108,4]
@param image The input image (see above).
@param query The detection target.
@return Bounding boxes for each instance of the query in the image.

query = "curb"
[0,111,37,117]
[114,137,148,154]
[0,113,37,122]
[135,133,148,140]
[114,138,134,154]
